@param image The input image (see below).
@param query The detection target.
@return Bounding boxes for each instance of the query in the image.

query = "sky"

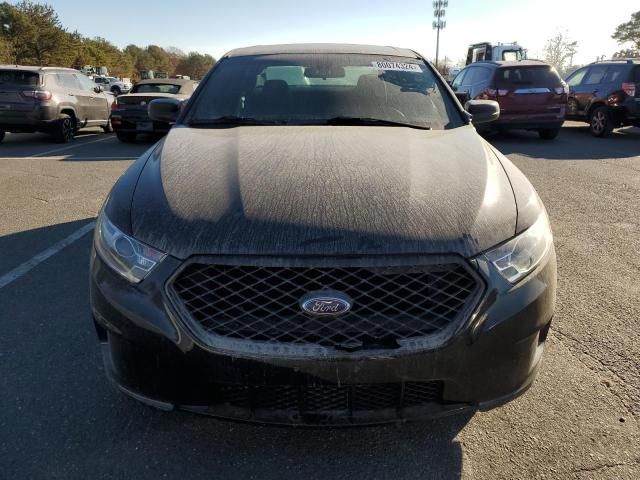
[48,0,637,66]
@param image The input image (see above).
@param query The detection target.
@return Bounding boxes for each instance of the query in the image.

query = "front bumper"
[90,249,556,426]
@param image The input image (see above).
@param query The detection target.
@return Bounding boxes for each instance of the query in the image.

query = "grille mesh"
[215,382,443,414]
[171,262,480,350]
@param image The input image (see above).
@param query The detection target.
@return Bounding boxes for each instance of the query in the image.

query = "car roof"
[0,65,80,73]
[223,43,421,59]
[135,78,197,86]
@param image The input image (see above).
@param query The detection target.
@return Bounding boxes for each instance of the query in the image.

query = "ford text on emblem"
[300,291,352,316]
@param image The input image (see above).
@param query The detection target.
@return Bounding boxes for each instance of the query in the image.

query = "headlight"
[484,212,553,283]
[94,212,166,283]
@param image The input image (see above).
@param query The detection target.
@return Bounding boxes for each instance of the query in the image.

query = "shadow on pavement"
[489,124,640,161]
[0,220,470,480]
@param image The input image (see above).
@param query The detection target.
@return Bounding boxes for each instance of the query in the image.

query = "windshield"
[132,83,181,94]
[187,54,463,129]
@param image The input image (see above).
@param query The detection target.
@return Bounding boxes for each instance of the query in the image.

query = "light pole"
[433,0,448,68]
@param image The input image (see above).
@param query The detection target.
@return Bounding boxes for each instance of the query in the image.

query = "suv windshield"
[187,54,463,129]
[132,83,181,94]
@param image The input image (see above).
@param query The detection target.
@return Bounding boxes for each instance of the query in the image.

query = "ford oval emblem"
[300,291,352,317]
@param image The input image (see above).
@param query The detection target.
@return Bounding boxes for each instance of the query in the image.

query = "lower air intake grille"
[215,382,443,414]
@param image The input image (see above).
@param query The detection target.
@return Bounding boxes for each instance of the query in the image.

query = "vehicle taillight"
[22,90,52,101]
[111,100,123,111]
[622,82,636,97]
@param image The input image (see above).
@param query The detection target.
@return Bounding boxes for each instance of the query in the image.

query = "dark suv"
[0,66,113,143]
[451,60,567,139]
[565,59,640,137]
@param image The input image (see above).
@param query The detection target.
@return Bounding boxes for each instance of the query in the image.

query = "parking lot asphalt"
[1,123,639,479]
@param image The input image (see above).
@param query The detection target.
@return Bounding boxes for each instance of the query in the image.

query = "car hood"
[131,124,517,259]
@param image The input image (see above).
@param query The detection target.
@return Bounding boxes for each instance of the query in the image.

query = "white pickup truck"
[466,42,527,65]
[93,76,133,95]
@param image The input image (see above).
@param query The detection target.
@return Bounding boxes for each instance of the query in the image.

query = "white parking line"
[31,135,115,158]
[0,221,95,290]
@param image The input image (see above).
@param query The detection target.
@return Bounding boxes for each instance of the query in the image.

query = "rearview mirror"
[465,100,500,125]
[94,85,104,93]
[148,98,182,123]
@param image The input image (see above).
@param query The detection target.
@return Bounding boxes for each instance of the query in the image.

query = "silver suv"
[0,66,113,143]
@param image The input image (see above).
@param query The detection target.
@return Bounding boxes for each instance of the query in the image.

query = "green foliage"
[612,11,640,57]
[0,1,215,79]
[175,52,216,80]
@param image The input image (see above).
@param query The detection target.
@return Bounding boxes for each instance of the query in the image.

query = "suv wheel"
[111,86,121,96]
[589,106,613,137]
[55,114,75,143]
[538,128,560,140]
[567,99,579,116]
[116,132,136,143]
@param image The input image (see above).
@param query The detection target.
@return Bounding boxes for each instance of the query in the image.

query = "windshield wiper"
[324,116,432,130]
[189,116,287,127]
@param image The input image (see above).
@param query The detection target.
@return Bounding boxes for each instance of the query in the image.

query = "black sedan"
[110,78,198,142]
[90,44,556,426]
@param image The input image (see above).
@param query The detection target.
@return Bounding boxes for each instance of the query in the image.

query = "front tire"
[111,86,121,96]
[54,114,75,143]
[116,131,136,143]
[538,128,560,140]
[102,119,113,133]
[589,106,613,137]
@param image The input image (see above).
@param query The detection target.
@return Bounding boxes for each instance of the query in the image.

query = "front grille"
[170,260,481,351]
[215,381,443,414]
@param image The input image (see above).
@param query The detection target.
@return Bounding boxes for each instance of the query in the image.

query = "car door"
[574,65,608,115]
[57,73,92,122]
[74,73,109,122]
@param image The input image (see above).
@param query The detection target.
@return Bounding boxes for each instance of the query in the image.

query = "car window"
[603,66,626,83]
[451,69,467,90]
[495,66,562,87]
[460,67,477,86]
[472,67,492,84]
[75,74,96,91]
[132,83,181,94]
[57,73,81,90]
[583,66,608,85]
[566,68,587,87]
[188,53,464,130]
[0,70,39,86]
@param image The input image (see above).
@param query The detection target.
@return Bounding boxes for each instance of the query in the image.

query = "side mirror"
[148,98,181,123]
[94,85,104,93]
[465,100,500,124]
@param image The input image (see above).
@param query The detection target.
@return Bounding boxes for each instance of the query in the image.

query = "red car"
[451,60,568,139]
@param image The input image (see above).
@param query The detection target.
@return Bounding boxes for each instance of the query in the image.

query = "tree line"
[0,1,215,80]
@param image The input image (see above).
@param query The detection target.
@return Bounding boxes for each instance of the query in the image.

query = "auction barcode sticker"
[371,61,422,72]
